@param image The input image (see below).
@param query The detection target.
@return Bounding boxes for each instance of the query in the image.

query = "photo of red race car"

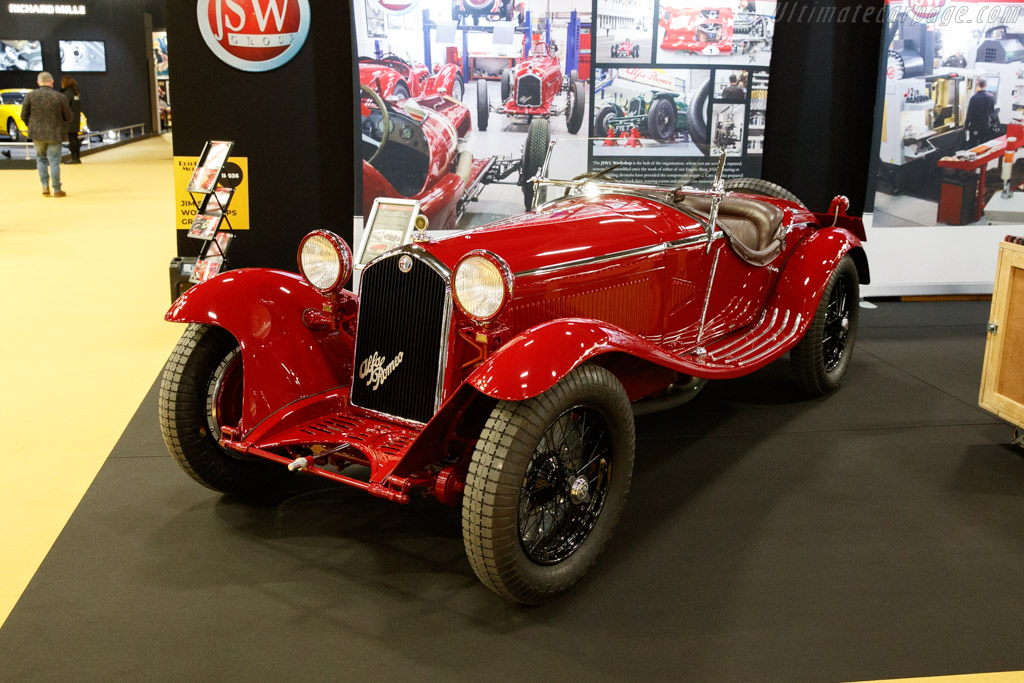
[359,84,546,229]
[477,40,586,136]
[358,54,464,101]
[659,4,773,58]
[611,37,641,58]
[159,143,868,604]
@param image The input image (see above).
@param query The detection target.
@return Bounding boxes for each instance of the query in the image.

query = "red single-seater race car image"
[359,84,546,229]
[659,5,772,56]
[358,54,464,101]
[611,37,641,59]
[477,40,586,137]
[159,144,869,604]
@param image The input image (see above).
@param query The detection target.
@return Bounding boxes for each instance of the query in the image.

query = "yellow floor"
[0,135,183,628]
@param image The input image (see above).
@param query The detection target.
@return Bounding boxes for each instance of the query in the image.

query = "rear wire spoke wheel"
[790,255,860,396]
[159,323,288,497]
[462,363,635,604]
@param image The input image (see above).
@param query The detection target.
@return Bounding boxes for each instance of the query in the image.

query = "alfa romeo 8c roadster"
[160,147,869,604]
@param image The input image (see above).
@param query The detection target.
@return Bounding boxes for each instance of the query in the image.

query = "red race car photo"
[611,37,641,59]
[160,144,869,604]
[477,40,586,136]
[359,83,546,229]
[659,5,772,56]
[358,54,464,101]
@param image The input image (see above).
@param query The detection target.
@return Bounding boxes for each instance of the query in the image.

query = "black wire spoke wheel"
[790,255,861,396]
[462,363,634,604]
[822,276,851,371]
[518,406,613,564]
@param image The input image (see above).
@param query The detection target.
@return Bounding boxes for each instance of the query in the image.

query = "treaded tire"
[724,177,805,207]
[646,96,677,142]
[595,105,616,138]
[452,75,464,101]
[500,68,511,103]
[159,323,288,497]
[393,81,410,100]
[462,363,635,604]
[687,77,711,155]
[790,255,860,396]
[521,116,550,209]
[477,80,489,131]
[566,81,585,134]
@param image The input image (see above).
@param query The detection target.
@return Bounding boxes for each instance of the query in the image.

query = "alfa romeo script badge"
[398,255,413,273]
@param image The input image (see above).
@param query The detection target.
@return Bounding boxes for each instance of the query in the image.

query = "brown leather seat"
[682,195,786,267]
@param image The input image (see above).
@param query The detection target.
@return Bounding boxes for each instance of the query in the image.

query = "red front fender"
[767,227,868,319]
[466,319,700,402]
[166,269,356,431]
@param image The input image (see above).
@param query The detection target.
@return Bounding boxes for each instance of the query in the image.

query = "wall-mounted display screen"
[0,40,43,71]
[59,40,106,72]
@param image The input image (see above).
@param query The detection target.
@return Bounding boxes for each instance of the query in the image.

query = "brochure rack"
[184,140,237,283]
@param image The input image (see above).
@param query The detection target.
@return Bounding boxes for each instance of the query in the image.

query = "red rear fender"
[166,269,356,431]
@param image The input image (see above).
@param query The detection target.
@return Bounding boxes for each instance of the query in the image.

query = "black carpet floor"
[1,301,1022,682]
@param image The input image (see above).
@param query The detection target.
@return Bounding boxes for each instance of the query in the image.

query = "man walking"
[20,71,72,197]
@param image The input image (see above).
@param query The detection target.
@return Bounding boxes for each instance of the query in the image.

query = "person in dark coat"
[61,75,82,164]
[20,71,72,197]
[722,74,746,101]
[965,76,999,147]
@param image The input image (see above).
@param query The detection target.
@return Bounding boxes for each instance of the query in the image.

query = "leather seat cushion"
[683,195,786,267]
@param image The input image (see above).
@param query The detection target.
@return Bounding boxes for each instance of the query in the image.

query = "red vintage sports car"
[359,54,464,101]
[659,6,772,56]
[611,37,641,59]
[477,40,585,137]
[359,84,544,229]
[160,150,868,604]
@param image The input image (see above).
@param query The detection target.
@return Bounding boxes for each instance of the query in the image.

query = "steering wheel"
[361,84,390,167]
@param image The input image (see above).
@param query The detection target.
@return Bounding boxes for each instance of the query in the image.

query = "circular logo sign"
[218,161,244,188]
[906,0,945,22]
[398,255,413,273]
[197,0,310,73]
[375,0,418,16]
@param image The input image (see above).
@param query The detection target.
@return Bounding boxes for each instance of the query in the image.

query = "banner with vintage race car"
[352,0,776,233]
[589,1,776,185]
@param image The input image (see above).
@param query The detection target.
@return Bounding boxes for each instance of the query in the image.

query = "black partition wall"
[165,2,356,272]
[0,1,165,133]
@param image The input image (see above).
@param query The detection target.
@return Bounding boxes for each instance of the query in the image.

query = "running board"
[688,307,803,371]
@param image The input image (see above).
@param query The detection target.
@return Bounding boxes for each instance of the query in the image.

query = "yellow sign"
[173,155,250,230]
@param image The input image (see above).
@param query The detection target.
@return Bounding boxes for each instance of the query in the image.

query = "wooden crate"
[979,239,1024,429]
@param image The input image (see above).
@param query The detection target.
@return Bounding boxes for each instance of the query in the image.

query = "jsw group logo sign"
[197,0,311,72]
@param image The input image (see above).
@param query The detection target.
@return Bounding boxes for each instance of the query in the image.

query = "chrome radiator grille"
[516,74,542,106]
[351,253,450,424]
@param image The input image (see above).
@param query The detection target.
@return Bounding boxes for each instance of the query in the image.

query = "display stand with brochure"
[185,140,237,283]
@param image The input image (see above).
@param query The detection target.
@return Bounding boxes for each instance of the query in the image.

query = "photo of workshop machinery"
[593,67,708,156]
[872,3,1024,228]
[656,0,775,65]
[595,0,655,64]
[353,0,590,229]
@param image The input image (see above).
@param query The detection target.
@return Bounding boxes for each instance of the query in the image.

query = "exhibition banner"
[867,0,1024,293]
[173,155,250,231]
[353,0,776,233]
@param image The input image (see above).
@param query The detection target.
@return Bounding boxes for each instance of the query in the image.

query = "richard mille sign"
[8,3,86,13]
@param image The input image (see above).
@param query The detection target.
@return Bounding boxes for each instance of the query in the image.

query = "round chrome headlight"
[453,250,513,321]
[297,230,352,293]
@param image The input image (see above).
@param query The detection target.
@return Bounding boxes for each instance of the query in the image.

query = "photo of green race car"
[595,90,691,143]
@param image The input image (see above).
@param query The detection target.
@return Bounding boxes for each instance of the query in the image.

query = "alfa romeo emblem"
[398,255,413,273]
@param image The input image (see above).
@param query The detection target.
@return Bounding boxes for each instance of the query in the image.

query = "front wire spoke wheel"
[462,364,635,603]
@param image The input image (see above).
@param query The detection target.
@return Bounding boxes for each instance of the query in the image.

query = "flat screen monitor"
[986,75,1000,93]
[59,40,106,72]
[0,40,42,71]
